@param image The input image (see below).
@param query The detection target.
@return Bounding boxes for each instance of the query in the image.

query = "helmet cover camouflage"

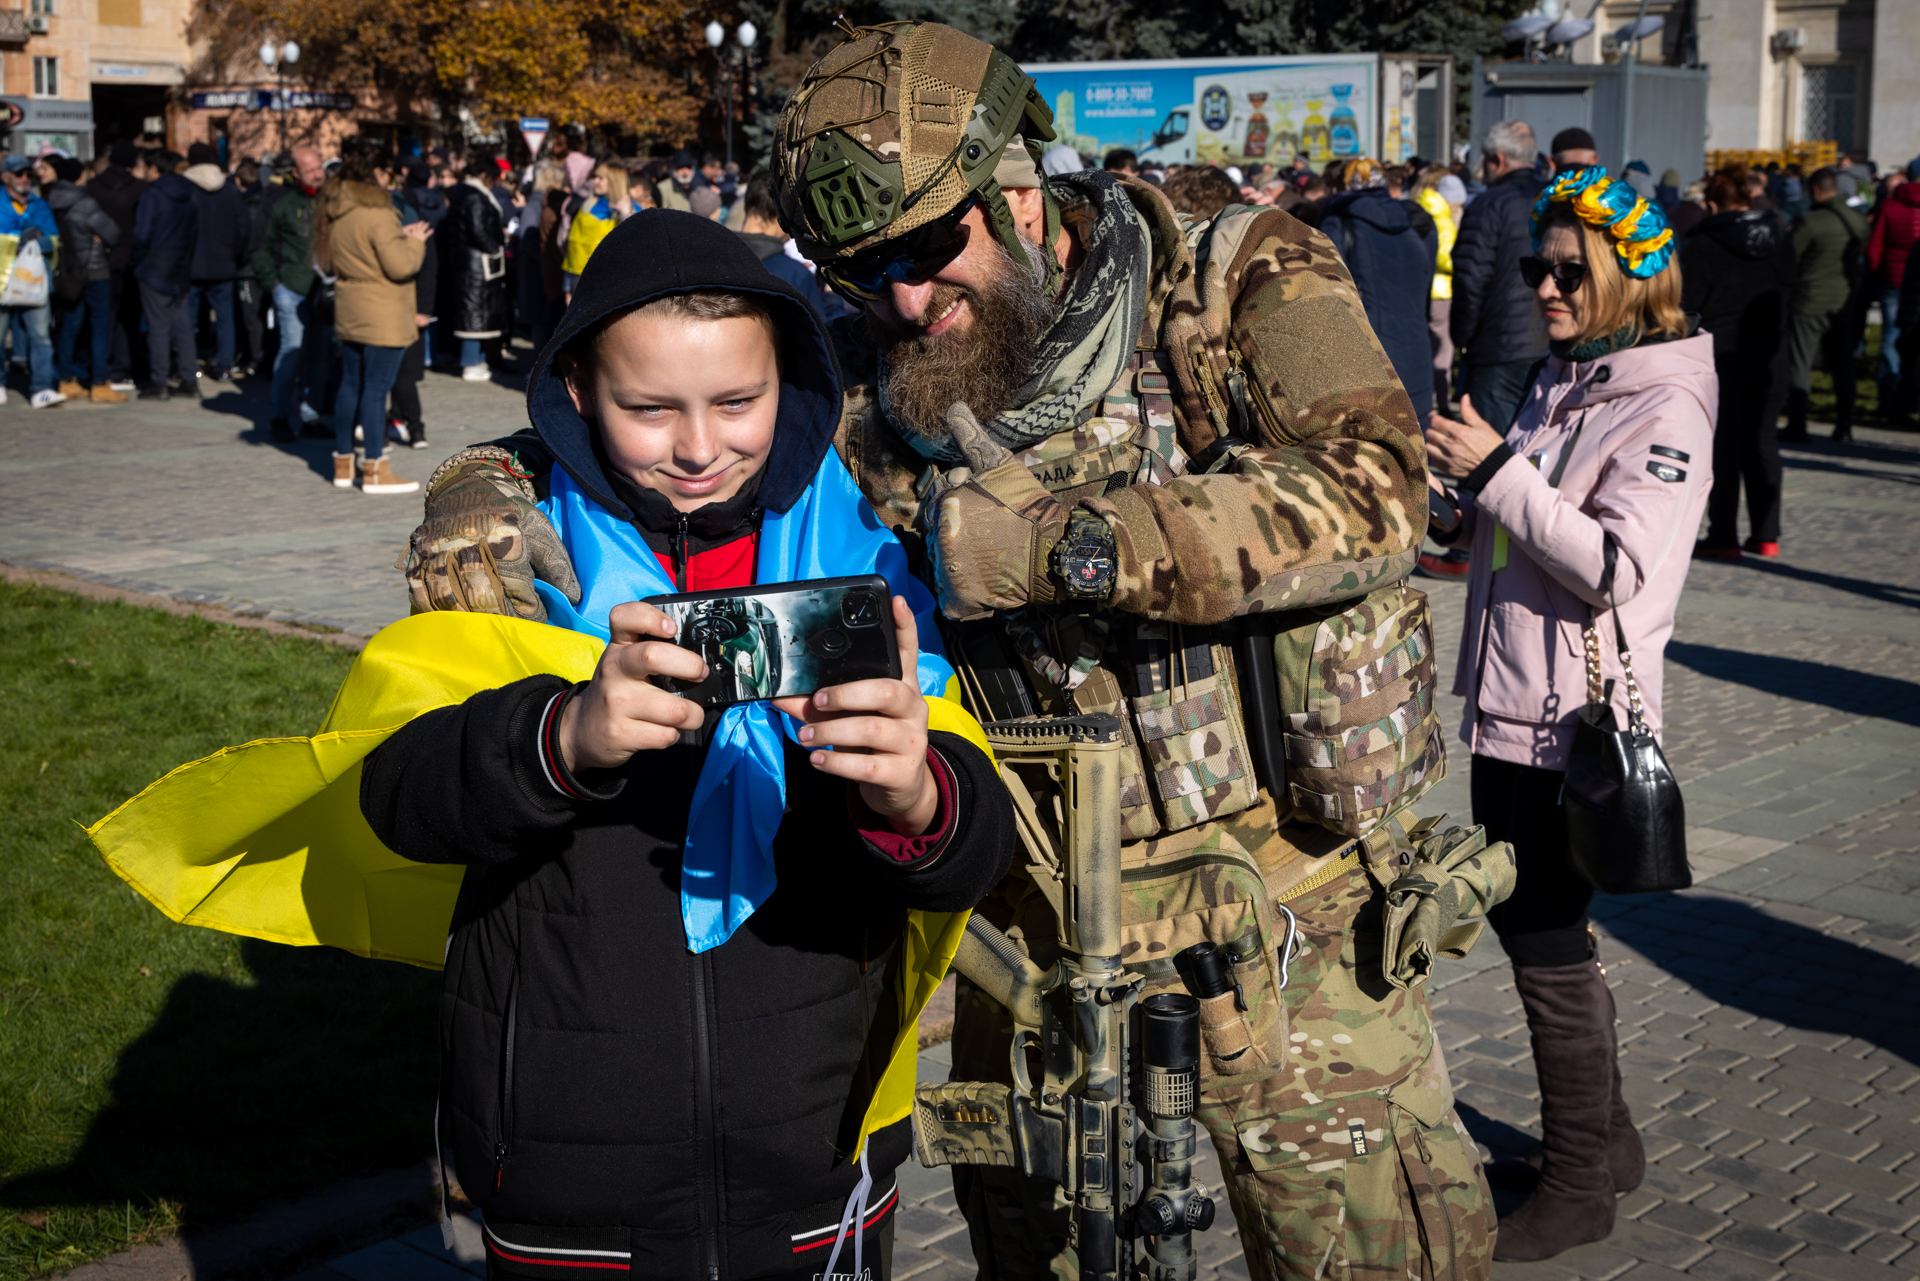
[772,21,1055,269]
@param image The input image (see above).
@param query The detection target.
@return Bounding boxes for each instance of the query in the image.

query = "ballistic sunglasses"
[821,194,980,303]
[1520,256,1589,294]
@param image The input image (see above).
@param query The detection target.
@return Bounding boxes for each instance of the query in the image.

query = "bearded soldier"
[400,23,1510,1279]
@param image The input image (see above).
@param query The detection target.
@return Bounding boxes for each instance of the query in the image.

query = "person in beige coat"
[314,140,430,493]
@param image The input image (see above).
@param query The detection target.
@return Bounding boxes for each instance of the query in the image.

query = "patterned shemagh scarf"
[885,168,1150,464]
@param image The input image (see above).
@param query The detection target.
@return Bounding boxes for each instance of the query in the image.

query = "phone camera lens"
[841,591,879,627]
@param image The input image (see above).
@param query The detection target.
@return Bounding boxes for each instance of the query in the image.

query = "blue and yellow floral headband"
[1530,165,1674,279]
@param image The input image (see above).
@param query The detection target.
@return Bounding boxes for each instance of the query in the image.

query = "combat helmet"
[772,21,1058,302]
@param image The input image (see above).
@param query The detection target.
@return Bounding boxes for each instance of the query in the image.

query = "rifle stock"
[914,714,1214,1281]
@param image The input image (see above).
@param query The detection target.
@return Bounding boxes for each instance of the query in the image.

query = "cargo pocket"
[1129,636,1259,834]
[1279,585,1445,838]
[1119,837,1287,1087]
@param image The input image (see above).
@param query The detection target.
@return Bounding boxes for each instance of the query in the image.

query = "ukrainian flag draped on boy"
[88,405,986,1168]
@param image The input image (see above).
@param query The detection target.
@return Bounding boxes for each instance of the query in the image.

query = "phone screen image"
[645,575,900,708]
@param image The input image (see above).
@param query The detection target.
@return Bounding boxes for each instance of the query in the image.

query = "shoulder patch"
[1646,460,1686,483]
[1649,445,1690,463]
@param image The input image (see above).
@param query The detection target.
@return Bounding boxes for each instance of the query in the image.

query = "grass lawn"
[0,584,441,1281]
[1809,322,1910,428]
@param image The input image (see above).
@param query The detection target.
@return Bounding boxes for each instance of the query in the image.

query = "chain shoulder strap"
[1583,534,1650,734]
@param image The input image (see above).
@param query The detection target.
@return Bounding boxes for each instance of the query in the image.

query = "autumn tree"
[189,0,711,144]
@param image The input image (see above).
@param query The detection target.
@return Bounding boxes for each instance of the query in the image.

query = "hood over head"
[525,209,842,524]
[149,172,195,203]
[1895,181,1920,209]
[1323,186,1412,232]
[1698,207,1781,259]
[184,163,228,193]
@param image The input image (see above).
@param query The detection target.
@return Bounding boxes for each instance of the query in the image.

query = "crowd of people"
[57,16,1920,1276]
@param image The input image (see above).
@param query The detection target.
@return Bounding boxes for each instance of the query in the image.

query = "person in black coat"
[1320,158,1439,423]
[361,211,1015,1279]
[1450,120,1550,434]
[1683,167,1798,560]
[438,148,509,379]
[87,141,149,386]
[184,143,250,381]
[386,184,437,448]
[129,152,200,399]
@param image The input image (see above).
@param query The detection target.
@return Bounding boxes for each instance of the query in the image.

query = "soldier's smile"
[923,295,968,337]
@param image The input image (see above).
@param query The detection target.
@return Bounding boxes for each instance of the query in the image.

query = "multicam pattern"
[1273,584,1444,839]
[1196,864,1497,1281]
[1382,820,1517,991]
[1132,667,1258,829]
[397,454,580,623]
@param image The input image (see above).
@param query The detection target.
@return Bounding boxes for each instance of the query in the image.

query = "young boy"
[362,212,1013,1280]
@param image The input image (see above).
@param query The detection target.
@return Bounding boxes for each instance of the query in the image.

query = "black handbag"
[1563,576,1691,895]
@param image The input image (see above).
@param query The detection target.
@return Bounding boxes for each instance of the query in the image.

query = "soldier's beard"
[870,232,1054,447]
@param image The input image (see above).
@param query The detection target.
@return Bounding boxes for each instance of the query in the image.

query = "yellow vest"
[88,611,981,1156]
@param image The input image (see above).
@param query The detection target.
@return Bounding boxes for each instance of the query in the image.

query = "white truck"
[1023,54,1453,171]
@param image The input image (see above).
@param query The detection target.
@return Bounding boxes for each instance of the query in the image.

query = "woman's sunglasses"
[1520,256,1589,294]
[821,195,979,303]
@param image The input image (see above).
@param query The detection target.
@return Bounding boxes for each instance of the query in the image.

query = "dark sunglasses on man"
[820,194,980,302]
[1520,256,1589,294]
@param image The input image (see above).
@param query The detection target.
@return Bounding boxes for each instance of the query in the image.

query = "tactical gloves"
[926,402,1113,620]
[1380,818,1517,991]
[398,449,581,622]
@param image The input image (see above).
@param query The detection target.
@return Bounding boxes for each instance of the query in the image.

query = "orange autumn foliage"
[191,0,708,138]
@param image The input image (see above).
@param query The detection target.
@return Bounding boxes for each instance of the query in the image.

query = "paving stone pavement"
[13,377,1920,1279]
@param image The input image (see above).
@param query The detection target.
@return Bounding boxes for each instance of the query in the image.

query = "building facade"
[0,0,193,159]
[1546,0,1915,167]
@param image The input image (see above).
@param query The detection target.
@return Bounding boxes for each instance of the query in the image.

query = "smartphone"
[1428,486,1461,533]
[643,575,901,708]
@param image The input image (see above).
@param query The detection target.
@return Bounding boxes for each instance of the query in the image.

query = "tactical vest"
[942,304,1444,847]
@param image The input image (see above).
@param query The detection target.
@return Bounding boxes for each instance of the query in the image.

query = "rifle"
[912,714,1216,1281]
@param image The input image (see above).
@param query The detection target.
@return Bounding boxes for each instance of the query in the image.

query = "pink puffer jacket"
[1451,332,1718,770]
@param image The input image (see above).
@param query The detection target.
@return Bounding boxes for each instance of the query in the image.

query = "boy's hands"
[558,597,939,838]
[773,597,940,837]
[557,603,707,772]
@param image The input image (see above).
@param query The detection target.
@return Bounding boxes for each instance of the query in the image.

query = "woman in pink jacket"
[1425,167,1718,1263]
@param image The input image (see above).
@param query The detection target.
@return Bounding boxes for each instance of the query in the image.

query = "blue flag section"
[534,453,955,953]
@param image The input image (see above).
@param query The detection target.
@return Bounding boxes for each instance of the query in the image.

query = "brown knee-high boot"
[1491,959,1621,1261]
[1487,956,1644,1195]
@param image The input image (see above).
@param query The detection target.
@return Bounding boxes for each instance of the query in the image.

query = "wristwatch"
[1050,509,1118,601]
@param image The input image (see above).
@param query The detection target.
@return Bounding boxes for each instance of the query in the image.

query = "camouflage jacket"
[836,176,1430,624]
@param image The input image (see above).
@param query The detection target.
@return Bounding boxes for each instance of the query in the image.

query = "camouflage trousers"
[944,812,1497,1281]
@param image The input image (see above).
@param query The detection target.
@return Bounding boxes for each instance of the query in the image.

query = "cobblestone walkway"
[13,379,1919,1280]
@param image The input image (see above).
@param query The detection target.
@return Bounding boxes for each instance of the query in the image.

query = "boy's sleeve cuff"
[849,748,958,870]
[535,685,627,803]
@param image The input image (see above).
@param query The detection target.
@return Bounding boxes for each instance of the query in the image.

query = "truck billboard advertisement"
[1023,55,1381,168]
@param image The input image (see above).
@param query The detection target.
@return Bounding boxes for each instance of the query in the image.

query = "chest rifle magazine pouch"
[1267,583,1446,839]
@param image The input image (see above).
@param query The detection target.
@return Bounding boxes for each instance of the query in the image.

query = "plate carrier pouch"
[941,193,1443,843]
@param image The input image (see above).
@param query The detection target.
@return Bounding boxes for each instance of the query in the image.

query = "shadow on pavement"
[0,939,439,1246]
[1593,890,1920,1059]
[1665,643,1920,726]
[1452,892,1919,1189]
[1716,557,1920,612]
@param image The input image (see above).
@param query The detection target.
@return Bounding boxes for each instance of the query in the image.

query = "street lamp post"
[257,39,300,157]
[703,20,757,170]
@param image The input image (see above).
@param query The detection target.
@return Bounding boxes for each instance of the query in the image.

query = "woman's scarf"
[532,455,956,953]
[883,168,1150,464]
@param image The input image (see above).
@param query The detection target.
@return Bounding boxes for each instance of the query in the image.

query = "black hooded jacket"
[1318,188,1437,422]
[359,211,1013,1280]
[1681,208,1798,370]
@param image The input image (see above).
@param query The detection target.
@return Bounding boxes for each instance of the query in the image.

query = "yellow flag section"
[87,609,981,1157]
